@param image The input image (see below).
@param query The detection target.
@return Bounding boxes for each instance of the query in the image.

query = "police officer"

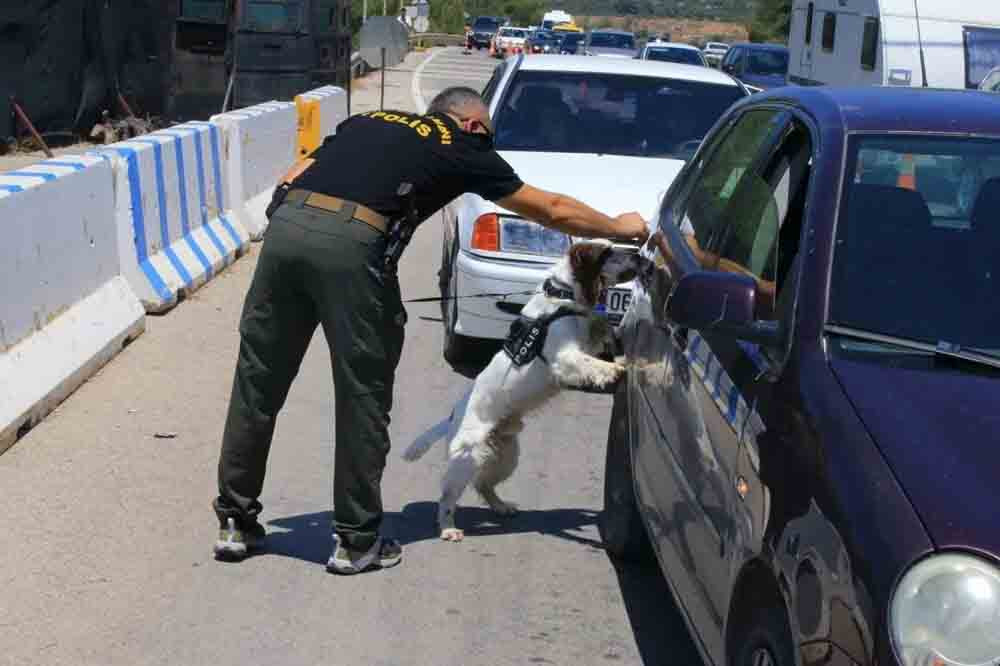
[212,87,648,574]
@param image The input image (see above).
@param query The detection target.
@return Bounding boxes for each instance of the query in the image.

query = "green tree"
[431,0,466,33]
[749,0,791,43]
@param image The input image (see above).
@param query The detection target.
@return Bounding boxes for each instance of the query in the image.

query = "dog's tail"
[401,417,450,461]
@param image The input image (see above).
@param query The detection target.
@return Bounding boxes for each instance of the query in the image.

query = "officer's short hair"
[427,87,486,116]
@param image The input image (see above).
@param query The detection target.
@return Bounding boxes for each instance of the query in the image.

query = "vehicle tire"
[729,606,796,666]
[600,383,655,563]
[441,235,482,370]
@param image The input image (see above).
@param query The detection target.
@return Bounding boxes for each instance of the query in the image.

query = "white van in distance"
[788,0,1000,89]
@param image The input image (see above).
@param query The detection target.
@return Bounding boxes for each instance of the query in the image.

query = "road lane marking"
[412,48,446,113]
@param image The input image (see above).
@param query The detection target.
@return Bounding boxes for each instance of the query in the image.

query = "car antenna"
[913,0,929,87]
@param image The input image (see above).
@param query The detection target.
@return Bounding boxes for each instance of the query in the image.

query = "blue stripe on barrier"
[184,129,210,227]
[203,222,229,261]
[179,128,231,262]
[111,147,171,301]
[0,184,23,192]
[197,122,226,211]
[133,139,194,287]
[164,132,214,280]
[43,161,86,171]
[219,213,242,248]
[6,171,57,181]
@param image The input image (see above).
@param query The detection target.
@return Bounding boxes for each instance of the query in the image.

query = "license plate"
[606,287,633,324]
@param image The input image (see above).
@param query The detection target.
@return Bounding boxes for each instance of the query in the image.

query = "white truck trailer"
[787,0,1000,89]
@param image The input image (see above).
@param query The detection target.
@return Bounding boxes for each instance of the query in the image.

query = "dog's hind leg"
[475,430,520,517]
[438,447,479,542]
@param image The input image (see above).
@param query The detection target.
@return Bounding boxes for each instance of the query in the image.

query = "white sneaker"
[326,535,402,574]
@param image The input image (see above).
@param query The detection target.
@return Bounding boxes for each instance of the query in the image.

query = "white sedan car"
[639,41,709,67]
[439,55,749,366]
[494,27,528,57]
[702,41,730,68]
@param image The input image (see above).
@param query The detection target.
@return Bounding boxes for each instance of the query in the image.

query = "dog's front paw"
[440,528,465,542]
[595,362,626,388]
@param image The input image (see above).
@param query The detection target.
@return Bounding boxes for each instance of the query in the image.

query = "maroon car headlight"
[890,553,1000,666]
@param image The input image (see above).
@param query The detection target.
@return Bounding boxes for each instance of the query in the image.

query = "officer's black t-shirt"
[292,110,524,224]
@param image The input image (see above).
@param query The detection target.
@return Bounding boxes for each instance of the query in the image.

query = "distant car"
[721,42,790,91]
[469,16,503,50]
[527,29,561,54]
[559,32,585,54]
[438,55,749,367]
[702,41,730,67]
[604,85,1000,666]
[981,66,1000,92]
[640,42,708,67]
[495,27,528,56]
[585,29,638,58]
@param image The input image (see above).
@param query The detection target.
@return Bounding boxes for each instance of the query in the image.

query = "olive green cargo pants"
[213,200,406,551]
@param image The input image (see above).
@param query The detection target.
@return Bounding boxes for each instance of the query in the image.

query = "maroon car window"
[714,121,813,319]
[670,109,784,260]
[833,134,1000,354]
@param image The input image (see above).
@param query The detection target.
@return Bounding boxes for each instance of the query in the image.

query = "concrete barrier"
[95,121,251,313]
[0,156,146,453]
[295,85,349,159]
[211,101,298,240]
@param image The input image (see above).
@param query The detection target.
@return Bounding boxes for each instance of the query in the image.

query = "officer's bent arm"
[497,184,648,242]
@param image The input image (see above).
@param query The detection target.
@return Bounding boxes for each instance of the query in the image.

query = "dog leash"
[404,278,578,304]
[404,290,537,303]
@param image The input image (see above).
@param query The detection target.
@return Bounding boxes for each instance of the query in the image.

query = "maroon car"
[602,86,1000,666]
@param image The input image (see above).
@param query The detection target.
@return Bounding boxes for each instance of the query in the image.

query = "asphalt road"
[0,48,702,666]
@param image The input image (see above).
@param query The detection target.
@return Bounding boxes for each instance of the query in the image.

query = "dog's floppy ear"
[568,243,609,306]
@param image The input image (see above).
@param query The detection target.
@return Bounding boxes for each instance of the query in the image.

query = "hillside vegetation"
[467,0,759,21]
[576,15,747,44]
[459,0,790,45]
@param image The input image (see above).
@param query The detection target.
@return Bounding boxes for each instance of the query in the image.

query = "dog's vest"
[502,307,583,367]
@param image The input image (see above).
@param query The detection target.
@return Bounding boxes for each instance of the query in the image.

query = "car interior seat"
[833,184,937,338]
[511,85,574,148]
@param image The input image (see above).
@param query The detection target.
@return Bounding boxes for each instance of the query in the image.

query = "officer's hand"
[613,212,649,243]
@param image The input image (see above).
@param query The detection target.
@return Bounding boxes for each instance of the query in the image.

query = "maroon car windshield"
[831,135,1000,357]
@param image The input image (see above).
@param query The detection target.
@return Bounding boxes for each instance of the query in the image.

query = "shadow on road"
[262,502,604,565]
[608,555,704,665]
[260,505,702,663]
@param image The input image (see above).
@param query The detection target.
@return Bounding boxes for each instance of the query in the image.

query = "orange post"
[897,153,917,190]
